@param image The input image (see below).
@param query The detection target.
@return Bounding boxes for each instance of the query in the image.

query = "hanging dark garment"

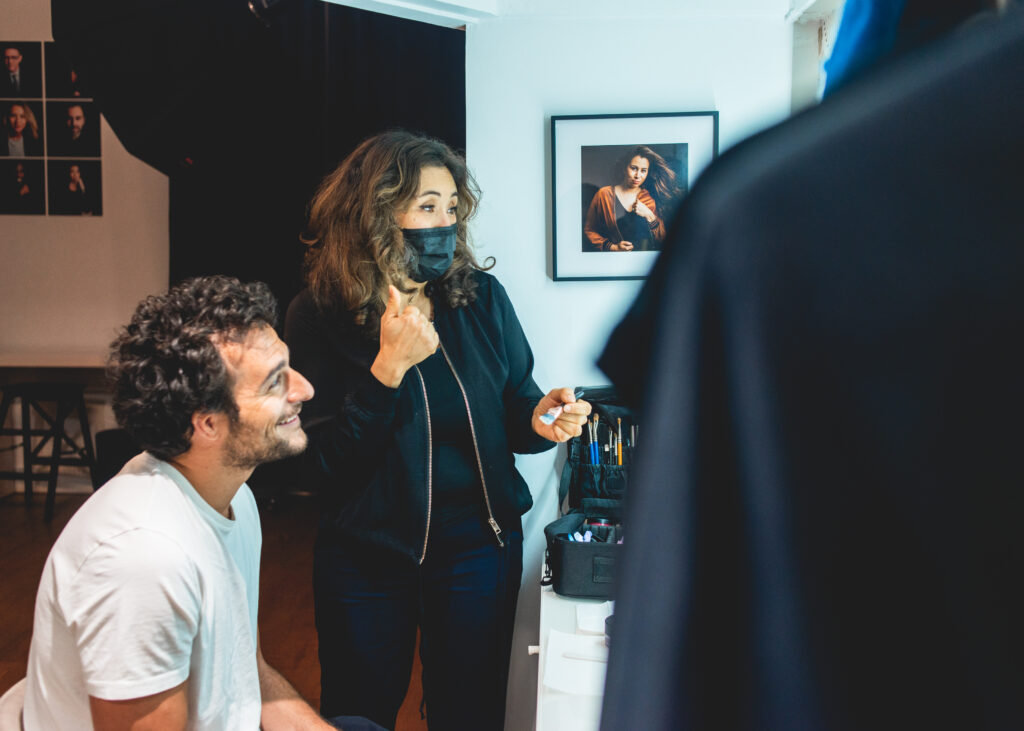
[597,6,1024,731]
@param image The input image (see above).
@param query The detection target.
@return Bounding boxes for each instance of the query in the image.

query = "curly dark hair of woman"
[612,145,683,214]
[301,129,494,338]
[108,275,279,461]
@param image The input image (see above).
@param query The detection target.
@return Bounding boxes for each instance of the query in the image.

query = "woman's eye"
[421,204,435,213]
[447,206,457,215]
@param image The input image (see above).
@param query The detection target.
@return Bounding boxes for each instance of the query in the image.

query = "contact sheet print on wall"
[1,40,102,216]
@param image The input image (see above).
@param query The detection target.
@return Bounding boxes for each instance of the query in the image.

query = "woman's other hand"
[371,285,439,387]
[532,388,592,442]
[633,199,656,223]
[610,241,634,252]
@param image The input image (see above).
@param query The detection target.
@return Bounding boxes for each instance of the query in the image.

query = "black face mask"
[403,223,457,283]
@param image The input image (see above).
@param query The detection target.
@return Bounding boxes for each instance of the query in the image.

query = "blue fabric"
[823,0,907,95]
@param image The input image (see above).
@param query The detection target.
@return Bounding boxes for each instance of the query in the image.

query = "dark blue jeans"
[313,515,523,731]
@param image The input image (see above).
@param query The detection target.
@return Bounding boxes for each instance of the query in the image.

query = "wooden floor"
[0,490,427,730]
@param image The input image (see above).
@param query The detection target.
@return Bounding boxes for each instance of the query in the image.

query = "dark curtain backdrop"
[50,0,466,309]
[51,0,465,496]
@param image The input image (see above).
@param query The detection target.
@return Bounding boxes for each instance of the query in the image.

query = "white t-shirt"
[24,453,263,730]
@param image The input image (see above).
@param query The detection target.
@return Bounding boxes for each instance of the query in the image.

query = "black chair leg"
[20,397,32,506]
[75,394,100,490]
[0,391,11,487]
[3,383,102,521]
[0,391,10,435]
[44,399,71,523]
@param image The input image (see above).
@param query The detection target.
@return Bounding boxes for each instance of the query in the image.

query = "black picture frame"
[551,111,719,281]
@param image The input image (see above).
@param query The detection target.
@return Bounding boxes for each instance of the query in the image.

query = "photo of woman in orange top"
[583,145,682,252]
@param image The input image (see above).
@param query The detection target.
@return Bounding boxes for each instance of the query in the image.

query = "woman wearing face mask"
[1,102,42,157]
[583,145,681,252]
[285,130,590,731]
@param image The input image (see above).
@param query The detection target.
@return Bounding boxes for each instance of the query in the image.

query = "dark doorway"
[51,0,466,310]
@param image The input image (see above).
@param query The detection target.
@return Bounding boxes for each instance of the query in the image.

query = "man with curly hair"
[23,276,381,730]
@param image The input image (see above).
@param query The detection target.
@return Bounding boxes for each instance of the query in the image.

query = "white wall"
[464,4,794,728]
[0,0,169,360]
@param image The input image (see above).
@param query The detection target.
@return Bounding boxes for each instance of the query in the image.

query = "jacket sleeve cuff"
[352,374,401,415]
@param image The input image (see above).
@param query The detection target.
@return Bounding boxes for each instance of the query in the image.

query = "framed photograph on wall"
[551,111,719,281]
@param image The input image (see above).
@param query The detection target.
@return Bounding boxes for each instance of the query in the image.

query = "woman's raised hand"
[633,199,656,222]
[532,388,592,443]
[371,285,439,388]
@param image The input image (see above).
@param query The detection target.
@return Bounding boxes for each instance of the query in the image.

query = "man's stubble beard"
[223,419,308,471]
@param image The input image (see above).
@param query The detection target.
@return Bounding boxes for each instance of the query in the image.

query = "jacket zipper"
[413,365,433,564]
[438,342,505,548]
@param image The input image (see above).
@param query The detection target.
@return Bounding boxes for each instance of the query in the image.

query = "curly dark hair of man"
[301,128,494,337]
[108,276,279,461]
[612,145,683,215]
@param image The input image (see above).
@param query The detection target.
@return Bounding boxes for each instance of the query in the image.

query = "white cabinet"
[533,585,613,731]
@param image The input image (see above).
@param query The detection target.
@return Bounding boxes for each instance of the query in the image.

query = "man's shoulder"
[65,523,198,593]
[52,455,198,564]
[82,453,182,513]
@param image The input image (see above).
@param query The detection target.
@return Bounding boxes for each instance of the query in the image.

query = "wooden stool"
[0,382,99,521]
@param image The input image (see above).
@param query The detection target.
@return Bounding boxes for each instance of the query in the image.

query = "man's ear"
[190,411,228,444]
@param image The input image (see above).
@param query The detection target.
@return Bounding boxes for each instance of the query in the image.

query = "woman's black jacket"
[284,271,554,564]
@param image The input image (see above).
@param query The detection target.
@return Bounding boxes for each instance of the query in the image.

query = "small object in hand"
[539,388,585,425]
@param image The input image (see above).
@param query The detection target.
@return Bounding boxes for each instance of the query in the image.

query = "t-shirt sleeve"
[63,528,200,700]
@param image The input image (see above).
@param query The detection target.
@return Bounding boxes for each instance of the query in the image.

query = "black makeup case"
[541,386,634,599]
